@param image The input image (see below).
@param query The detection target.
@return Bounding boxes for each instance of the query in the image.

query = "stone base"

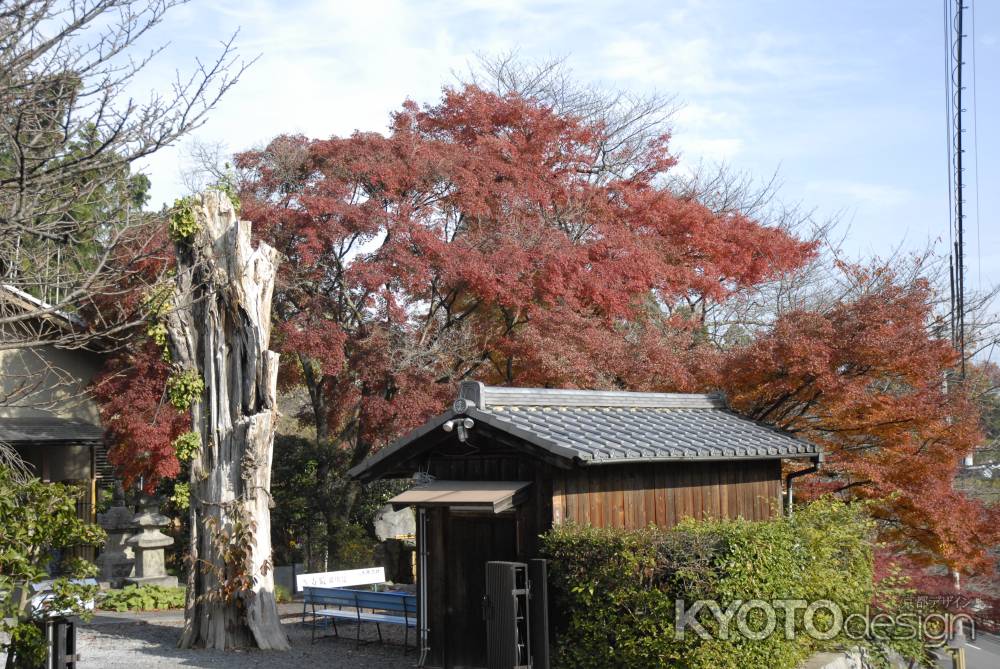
[125,575,179,588]
[97,558,136,589]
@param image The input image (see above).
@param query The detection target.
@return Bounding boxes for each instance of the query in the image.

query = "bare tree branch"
[0,0,251,409]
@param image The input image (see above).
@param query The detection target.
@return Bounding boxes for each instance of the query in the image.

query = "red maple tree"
[95,84,997,577]
[87,220,187,491]
[710,261,1000,573]
[92,339,187,488]
[235,84,814,546]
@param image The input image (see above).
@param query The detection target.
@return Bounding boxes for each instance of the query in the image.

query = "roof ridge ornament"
[457,381,485,409]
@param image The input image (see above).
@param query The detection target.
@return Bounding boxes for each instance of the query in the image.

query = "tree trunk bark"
[166,191,289,650]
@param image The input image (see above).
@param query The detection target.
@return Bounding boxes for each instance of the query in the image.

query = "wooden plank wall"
[552,460,782,529]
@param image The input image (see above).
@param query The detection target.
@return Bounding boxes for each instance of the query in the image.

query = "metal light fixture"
[443,417,475,442]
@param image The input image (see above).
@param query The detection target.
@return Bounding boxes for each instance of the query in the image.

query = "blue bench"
[302,586,417,650]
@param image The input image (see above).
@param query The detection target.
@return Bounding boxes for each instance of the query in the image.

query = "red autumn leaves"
[97,85,997,574]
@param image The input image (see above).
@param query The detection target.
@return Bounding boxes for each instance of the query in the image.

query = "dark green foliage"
[330,524,377,569]
[5,624,47,669]
[270,434,400,570]
[0,467,106,666]
[541,498,916,669]
[97,585,186,612]
[270,434,328,566]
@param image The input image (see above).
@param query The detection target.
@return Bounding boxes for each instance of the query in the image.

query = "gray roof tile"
[466,383,818,463]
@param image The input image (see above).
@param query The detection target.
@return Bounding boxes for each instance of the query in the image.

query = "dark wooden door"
[444,513,518,669]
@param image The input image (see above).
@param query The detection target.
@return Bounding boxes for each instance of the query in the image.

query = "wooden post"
[89,444,97,523]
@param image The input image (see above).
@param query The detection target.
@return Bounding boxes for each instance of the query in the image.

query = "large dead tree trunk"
[166,191,288,650]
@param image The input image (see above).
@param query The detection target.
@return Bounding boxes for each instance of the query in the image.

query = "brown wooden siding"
[552,460,782,528]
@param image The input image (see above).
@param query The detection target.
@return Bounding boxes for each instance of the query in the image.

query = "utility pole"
[948,1,972,633]
[951,0,967,378]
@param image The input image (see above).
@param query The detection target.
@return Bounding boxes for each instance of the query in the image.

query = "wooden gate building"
[348,382,821,669]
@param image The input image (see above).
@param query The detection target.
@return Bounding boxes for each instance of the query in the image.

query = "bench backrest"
[354,590,416,615]
[305,586,417,618]
[303,587,358,608]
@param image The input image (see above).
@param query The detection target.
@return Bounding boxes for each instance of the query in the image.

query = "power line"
[944,0,954,251]
[970,0,982,293]
[944,0,955,346]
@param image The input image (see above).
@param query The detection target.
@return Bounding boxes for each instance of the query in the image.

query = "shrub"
[171,432,200,462]
[541,498,912,669]
[98,585,187,612]
[0,466,105,665]
[274,584,292,604]
[332,523,377,569]
[168,196,199,241]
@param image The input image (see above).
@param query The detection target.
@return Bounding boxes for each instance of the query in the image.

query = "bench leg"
[375,622,383,644]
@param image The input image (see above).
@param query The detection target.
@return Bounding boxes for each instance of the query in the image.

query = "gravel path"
[5,605,416,669]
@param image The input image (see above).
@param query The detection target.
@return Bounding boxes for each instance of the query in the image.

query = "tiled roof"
[349,383,820,480]
[460,383,818,463]
[480,404,816,462]
[0,417,103,443]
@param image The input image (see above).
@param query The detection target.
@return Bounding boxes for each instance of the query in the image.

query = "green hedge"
[542,498,907,669]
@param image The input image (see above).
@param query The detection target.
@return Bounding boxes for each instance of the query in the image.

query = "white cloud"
[117,0,998,292]
[134,0,477,207]
[675,137,745,162]
[804,180,912,208]
[136,0,796,207]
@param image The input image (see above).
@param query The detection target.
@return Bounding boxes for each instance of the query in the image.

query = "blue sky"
[136,0,998,292]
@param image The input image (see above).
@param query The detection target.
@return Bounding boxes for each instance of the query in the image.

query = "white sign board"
[295,567,385,592]
[29,578,97,616]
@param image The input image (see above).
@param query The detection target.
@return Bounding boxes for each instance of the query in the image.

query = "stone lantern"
[96,506,137,588]
[125,500,178,588]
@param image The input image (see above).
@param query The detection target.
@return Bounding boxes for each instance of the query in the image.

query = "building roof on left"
[0,417,103,443]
